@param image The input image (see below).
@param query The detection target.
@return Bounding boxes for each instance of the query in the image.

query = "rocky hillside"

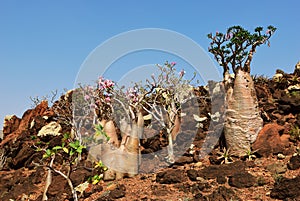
[0,62,300,201]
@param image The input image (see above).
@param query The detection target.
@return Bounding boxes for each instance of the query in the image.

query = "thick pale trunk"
[224,69,263,156]
[104,120,120,148]
[102,112,142,179]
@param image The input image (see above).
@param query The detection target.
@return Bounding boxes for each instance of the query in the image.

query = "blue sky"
[0,1,299,128]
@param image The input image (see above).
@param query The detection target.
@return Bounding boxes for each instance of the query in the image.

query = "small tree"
[208,25,276,156]
[140,62,195,163]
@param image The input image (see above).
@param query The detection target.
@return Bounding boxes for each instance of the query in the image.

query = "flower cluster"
[97,76,115,103]
[126,87,139,103]
[98,76,115,91]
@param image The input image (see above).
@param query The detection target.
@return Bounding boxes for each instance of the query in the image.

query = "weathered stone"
[288,155,300,170]
[270,176,300,199]
[0,100,49,147]
[47,174,71,200]
[37,121,62,137]
[207,186,241,201]
[294,61,300,76]
[228,172,256,188]
[3,115,21,136]
[197,161,247,179]
[70,168,93,187]
[187,169,198,181]
[216,175,226,184]
[109,184,126,199]
[174,156,193,165]
[156,169,186,184]
[252,123,288,157]
[12,143,35,169]
[266,162,287,174]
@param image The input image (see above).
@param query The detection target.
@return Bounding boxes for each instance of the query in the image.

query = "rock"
[190,182,210,195]
[37,121,62,137]
[272,73,283,82]
[103,169,116,181]
[194,193,206,201]
[288,155,300,170]
[48,174,71,200]
[294,61,300,76]
[288,84,300,91]
[0,100,49,147]
[12,143,35,169]
[270,176,300,199]
[3,115,21,136]
[197,161,247,179]
[216,175,226,184]
[174,156,193,165]
[156,169,186,184]
[252,123,288,157]
[70,168,93,187]
[266,162,287,174]
[187,169,198,181]
[109,184,126,199]
[207,186,241,201]
[277,153,286,159]
[228,172,256,188]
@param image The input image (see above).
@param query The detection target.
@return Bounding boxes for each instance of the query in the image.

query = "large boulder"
[252,123,289,157]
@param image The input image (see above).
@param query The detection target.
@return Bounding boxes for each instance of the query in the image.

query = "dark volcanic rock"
[47,174,71,200]
[156,169,186,184]
[12,143,35,169]
[110,184,126,199]
[0,168,41,201]
[174,156,193,165]
[270,176,300,199]
[207,186,241,201]
[187,169,198,181]
[228,172,256,188]
[70,168,93,187]
[288,155,300,170]
[197,161,247,179]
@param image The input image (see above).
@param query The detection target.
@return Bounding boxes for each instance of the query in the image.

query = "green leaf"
[43,149,52,158]
[69,142,78,149]
[69,149,75,156]
[52,146,62,151]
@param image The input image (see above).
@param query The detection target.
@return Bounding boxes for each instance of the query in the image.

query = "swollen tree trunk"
[102,111,142,179]
[124,111,143,176]
[224,69,263,156]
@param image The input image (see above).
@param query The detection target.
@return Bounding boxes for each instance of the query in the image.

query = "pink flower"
[105,96,111,102]
[170,62,177,66]
[98,77,115,90]
[84,95,90,100]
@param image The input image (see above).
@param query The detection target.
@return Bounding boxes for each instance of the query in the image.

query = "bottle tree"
[208,25,276,156]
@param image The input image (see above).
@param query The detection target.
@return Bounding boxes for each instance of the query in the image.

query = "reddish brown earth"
[0,66,300,201]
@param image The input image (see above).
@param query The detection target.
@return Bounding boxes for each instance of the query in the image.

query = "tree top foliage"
[208,25,277,76]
